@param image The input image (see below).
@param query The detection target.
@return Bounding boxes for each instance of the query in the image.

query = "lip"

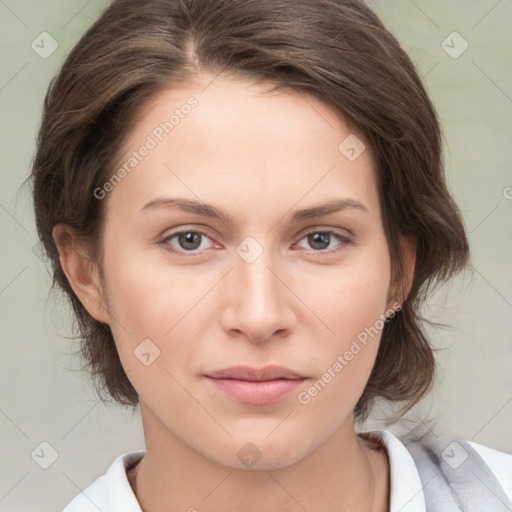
[204,365,308,405]
[206,365,306,381]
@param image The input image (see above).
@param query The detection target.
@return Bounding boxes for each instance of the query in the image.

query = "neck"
[128,404,389,512]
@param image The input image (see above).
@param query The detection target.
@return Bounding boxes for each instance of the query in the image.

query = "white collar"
[372,430,426,512]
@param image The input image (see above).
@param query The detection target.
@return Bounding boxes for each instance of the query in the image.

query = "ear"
[52,224,111,324]
[387,235,416,308]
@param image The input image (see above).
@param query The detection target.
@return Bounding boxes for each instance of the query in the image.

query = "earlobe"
[52,224,111,324]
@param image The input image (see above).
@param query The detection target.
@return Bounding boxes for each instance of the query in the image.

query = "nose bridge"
[226,235,292,340]
[235,236,282,308]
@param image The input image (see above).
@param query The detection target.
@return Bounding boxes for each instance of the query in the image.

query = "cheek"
[332,270,390,350]
[100,238,217,379]
[301,243,391,393]
[296,280,389,424]
[304,245,391,348]
[101,235,194,332]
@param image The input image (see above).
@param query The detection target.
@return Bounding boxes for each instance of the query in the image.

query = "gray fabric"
[402,428,512,511]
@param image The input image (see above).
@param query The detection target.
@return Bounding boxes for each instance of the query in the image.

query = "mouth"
[204,365,309,405]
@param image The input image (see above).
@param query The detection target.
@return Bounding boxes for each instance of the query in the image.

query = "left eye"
[159,229,352,255]
[295,230,352,253]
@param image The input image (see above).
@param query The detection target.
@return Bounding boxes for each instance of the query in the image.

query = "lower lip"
[205,377,307,405]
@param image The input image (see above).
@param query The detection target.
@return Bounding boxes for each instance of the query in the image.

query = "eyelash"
[158,228,354,256]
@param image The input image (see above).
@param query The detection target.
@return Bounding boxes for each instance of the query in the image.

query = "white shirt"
[62,430,512,511]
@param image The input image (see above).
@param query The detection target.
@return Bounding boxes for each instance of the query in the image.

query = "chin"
[205,434,314,471]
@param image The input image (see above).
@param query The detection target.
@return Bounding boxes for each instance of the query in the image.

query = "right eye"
[159,229,217,255]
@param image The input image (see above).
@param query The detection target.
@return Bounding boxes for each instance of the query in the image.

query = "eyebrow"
[139,197,370,226]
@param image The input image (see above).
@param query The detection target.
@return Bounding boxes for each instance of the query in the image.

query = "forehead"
[107,74,380,220]
[129,75,368,155]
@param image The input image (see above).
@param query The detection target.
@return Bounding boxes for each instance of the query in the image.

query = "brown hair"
[30,0,470,424]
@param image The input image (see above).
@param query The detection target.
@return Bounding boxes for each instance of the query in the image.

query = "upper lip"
[205,365,306,381]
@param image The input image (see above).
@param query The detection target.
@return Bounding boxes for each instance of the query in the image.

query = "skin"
[54,73,415,512]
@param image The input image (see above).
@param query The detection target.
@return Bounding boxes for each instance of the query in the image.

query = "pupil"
[180,232,201,250]
[309,232,329,250]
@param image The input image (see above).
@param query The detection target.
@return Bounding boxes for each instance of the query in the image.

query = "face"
[74,74,407,469]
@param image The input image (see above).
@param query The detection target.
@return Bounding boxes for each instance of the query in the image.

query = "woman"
[30,0,511,510]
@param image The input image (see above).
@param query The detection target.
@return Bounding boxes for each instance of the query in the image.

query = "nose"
[219,241,296,343]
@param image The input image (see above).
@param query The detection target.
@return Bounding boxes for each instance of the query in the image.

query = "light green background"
[0,1,511,510]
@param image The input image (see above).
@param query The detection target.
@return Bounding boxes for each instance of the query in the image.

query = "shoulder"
[466,439,512,501]
[399,428,512,505]
[364,429,512,512]
[62,450,144,512]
